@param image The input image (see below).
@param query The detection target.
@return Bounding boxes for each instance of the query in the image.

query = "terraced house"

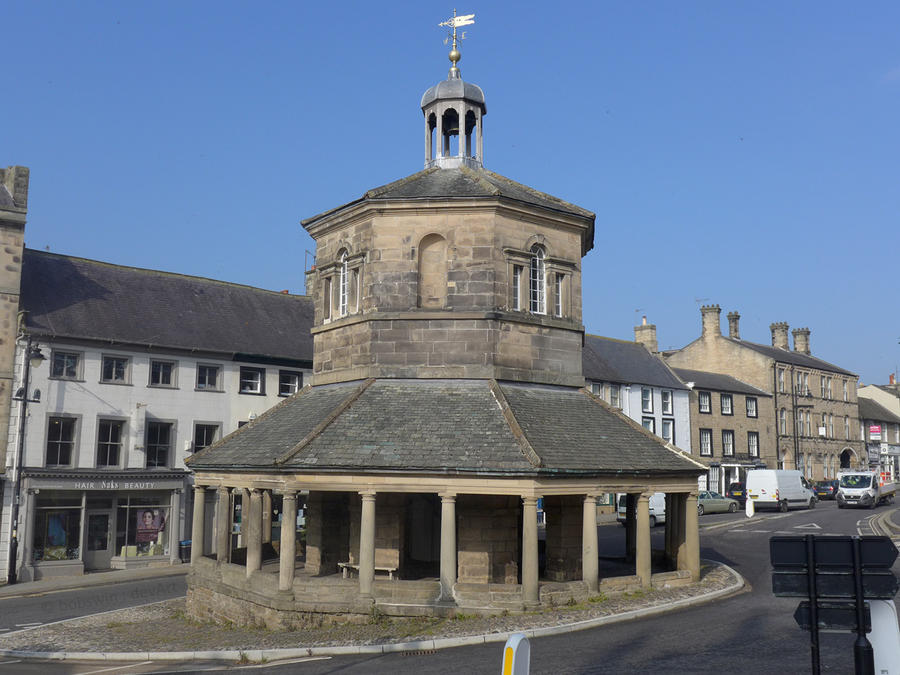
[664,305,863,481]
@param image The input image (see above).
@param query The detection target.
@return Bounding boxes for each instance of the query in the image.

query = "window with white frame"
[47,417,76,466]
[641,387,653,413]
[642,417,655,433]
[805,411,812,436]
[699,391,711,413]
[827,377,833,400]
[50,350,80,380]
[844,415,850,440]
[338,250,349,317]
[239,367,265,395]
[721,393,733,415]
[828,414,834,438]
[529,245,546,314]
[608,384,620,408]
[820,376,827,398]
[146,421,172,468]
[700,428,712,456]
[196,364,221,391]
[746,397,757,418]
[553,273,564,317]
[748,431,759,457]
[780,408,787,434]
[661,390,673,415]
[722,430,734,456]
[843,379,848,402]
[193,423,219,452]
[149,360,175,387]
[778,368,785,393]
[278,370,302,396]
[323,277,332,320]
[589,381,601,396]
[512,265,522,311]
[97,419,123,467]
[661,418,674,444]
[101,355,129,384]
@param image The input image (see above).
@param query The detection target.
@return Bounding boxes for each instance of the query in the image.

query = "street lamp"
[7,336,44,584]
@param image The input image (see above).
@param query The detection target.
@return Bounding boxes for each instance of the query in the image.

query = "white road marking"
[794,523,822,529]
[80,661,152,675]
[237,657,332,669]
[13,622,42,627]
[729,529,771,534]
[0,660,23,666]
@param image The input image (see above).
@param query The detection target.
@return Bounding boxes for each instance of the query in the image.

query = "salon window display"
[32,494,82,561]
[115,497,170,558]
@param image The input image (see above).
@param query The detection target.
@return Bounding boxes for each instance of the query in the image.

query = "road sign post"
[771,535,898,675]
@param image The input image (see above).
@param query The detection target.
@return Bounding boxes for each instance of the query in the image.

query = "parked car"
[616,492,666,527]
[698,491,739,515]
[814,479,839,500]
[725,481,746,505]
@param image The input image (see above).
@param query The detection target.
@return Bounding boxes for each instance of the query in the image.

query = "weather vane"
[439,9,475,52]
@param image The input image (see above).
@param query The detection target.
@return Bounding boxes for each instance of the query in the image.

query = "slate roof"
[21,249,314,363]
[724,337,856,377]
[582,335,687,390]
[188,378,703,477]
[671,368,771,397]
[302,166,595,254]
[858,397,900,424]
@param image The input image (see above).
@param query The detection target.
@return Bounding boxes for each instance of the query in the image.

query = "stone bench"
[338,562,397,580]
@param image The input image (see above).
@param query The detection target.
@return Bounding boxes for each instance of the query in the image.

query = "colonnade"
[190,485,701,603]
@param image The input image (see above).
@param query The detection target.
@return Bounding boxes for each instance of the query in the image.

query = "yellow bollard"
[501,633,530,674]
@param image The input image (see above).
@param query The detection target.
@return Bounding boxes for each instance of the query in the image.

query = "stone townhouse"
[184,41,705,626]
[857,396,900,481]
[0,173,314,583]
[664,305,864,481]
[669,367,773,492]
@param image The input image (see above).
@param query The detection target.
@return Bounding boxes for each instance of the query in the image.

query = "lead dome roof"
[421,77,486,113]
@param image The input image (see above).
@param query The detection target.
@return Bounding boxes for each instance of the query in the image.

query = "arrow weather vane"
[439,8,475,52]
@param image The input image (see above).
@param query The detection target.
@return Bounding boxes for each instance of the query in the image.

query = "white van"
[746,469,817,511]
[617,492,666,527]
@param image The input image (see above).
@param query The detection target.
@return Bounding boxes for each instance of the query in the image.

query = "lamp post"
[7,335,45,584]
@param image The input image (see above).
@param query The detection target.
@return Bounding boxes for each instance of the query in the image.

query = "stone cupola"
[420,28,486,169]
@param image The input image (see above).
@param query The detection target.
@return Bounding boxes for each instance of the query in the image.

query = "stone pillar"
[425,119,431,164]
[21,489,36,581]
[190,486,205,564]
[683,492,700,581]
[358,491,376,597]
[675,494,688,569]
[436,111,443,158]
[78,492,87,563]
[582,495,599,592]
[635,493,652,588]
[279,492,297,592]
[262,491,272,544]
[522,496,540,607]
[439,494,457,602]
[170,489,183,564]
[216,487,231,563]
[625,493,636,560]
[664,493,673,563]
[477,112,483,162]
[245,489,262,578]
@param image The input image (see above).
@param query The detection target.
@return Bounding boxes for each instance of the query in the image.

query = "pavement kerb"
[0,559,745,663]
[0,566,187,601]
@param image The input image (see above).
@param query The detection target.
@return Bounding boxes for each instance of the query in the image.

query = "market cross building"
[186,39,706,625]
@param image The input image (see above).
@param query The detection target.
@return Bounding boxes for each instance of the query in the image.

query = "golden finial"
[439,9,475,78]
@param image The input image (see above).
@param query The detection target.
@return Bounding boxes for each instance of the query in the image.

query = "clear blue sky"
[5,1,899,384]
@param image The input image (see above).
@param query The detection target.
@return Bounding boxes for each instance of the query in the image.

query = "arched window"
[529,245,546,314]
[338,250,348,317]
[417,234,447,309]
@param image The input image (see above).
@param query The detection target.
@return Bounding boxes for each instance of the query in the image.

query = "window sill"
[148,384,179,390]
[48,377,84,383]
[194,388,225,393]
[99,381,132,386]
[238,391,266,396]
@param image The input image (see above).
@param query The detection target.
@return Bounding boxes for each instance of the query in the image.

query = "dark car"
[814,479,839,500]
[725,481,746,505]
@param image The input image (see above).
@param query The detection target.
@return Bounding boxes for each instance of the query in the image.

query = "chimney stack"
[727,311,741,340]
[700,304,721,339]
[770,322,789,350]
[792,327,810,355]
[0,166,29,211]
[634,315,658,353]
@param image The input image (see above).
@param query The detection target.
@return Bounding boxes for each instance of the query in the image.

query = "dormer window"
[530,245,546,314]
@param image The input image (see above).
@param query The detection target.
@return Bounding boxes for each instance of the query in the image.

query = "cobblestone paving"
[0,563,738,654]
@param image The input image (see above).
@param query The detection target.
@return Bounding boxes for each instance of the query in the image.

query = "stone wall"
[543,495,583,581]
[347,492,404,570]
[457,494,519,584]
[305,492,349,575]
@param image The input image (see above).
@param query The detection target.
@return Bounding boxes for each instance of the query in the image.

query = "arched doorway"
[839,448,854,470]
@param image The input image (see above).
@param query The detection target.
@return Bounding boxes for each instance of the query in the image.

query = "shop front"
[16,469,189,581]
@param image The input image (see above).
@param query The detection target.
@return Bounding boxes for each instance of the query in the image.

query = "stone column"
[169,489,182,565]
[245,489,262,578]
[675,493,688,569]
[279,492,297,592]
[216,487,231,563]
[522,496,540,607]
[683,491,700,581]
[358,491,376,598]
[476,112,483,162]
[190,487,205,564]
[664,493,674,564]
[436,110,443,159]
[636,492,652,588]
[78,492,87,563]
[425,119,431,164]
[582,495,599,592]
[262,491,272,544]
[439,494,457,602]
[625,493,636,560]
